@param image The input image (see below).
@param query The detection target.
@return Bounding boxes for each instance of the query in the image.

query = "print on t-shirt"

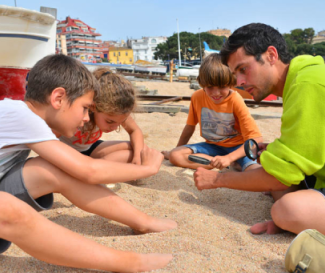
[201,107,238,142]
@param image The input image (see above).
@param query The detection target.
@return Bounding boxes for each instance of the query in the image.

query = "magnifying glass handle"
[188,155,211,165]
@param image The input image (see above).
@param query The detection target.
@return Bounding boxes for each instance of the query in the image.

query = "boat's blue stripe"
[0,34,48,42]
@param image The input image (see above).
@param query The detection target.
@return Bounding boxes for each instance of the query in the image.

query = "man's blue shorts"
[184,142,257,171]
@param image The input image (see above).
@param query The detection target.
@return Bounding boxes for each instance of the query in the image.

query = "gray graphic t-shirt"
[201,107,238,142]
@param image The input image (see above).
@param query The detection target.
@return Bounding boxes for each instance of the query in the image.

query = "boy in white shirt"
[0,54,176,272]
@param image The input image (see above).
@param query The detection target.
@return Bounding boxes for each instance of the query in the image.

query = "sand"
[0,81,292,273]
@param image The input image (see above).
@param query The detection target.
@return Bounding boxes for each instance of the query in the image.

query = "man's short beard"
[254,87,272,102]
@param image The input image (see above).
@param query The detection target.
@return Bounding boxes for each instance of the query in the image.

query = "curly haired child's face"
[203,86,230,104]
[94,112,130,133]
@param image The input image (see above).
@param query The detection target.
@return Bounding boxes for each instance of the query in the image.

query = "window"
[114,52,116,56]
[125,52,128,56]
[118,52,121,56]
[130,58,133,62]
[66,27,71,31]
[151,38,157,43]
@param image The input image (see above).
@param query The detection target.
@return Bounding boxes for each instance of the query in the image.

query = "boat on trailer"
[0,5,56,100]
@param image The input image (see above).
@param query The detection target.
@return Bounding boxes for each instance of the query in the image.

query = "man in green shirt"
[194,23,325,235]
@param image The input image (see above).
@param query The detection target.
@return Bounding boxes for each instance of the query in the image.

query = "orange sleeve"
[233,94,261,141]
[186,94,199,126]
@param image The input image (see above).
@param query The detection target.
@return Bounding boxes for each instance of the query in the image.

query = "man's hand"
[257,143,269,155]
[257,143,269,163]
[194,167,220,190]
[210,155,231,170]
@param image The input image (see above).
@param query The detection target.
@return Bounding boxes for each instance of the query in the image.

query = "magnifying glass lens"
[244,139,260,160]
[249,140,257,158]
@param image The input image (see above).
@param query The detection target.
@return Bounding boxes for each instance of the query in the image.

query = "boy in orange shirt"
[163,53,262,171]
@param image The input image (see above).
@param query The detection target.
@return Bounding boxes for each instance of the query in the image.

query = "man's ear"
[50,87,67,109]
[266,46,279,65]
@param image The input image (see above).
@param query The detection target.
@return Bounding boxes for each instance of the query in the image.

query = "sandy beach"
[0,80,291,273]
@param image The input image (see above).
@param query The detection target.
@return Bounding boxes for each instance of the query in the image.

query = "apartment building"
[57,16,102,62]
[128,36,167,62]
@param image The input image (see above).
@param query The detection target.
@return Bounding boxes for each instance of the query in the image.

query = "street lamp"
[198,28,202,63]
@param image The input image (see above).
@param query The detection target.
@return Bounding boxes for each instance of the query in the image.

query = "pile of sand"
[1,81,291,273]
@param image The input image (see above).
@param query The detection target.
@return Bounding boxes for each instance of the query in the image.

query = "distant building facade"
[97,41,111,61]
[312,30,325,44]
[208,28,231,38]
[56,16,103,62]
[109,47,134,64]
[56,34,67,55]
[128,36,167,62]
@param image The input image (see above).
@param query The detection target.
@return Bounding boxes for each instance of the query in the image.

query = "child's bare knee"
[168,150,180,165]
[0,192,32,226]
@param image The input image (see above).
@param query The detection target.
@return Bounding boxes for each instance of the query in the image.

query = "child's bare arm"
[27,140,162,184]
[122,116,144,165]
[176,124,196,146]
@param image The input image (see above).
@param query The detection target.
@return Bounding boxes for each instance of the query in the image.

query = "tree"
[303,28,315,44]
[314,42,325,56]
[295,43,313,55]
[283,34,296,56]
[154,31,225,61]
[283,27,316,57]
[290,28,305,44]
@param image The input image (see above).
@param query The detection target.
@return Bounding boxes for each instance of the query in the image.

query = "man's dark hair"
[220,23,291,65]
[25,54,100,104]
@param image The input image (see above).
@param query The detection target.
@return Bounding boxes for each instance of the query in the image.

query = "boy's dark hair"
[220,23,291,65]
[197,53,236,88]
[25,54,100,104]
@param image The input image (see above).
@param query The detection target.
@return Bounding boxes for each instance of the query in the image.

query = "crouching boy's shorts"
[0,151,53,254]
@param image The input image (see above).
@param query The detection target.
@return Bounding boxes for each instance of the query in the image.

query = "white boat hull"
[134,65,167,74]
[176,67,199,77]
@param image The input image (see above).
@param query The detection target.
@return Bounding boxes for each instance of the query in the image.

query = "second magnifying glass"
[244,139,260,160]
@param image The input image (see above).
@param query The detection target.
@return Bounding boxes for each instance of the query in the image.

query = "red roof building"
[57,16,103,62]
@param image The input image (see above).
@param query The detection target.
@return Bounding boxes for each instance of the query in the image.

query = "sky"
[2,0,324,41]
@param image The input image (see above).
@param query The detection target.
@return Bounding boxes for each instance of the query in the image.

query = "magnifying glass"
[244,139,260,160]
[188,155,211,165]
